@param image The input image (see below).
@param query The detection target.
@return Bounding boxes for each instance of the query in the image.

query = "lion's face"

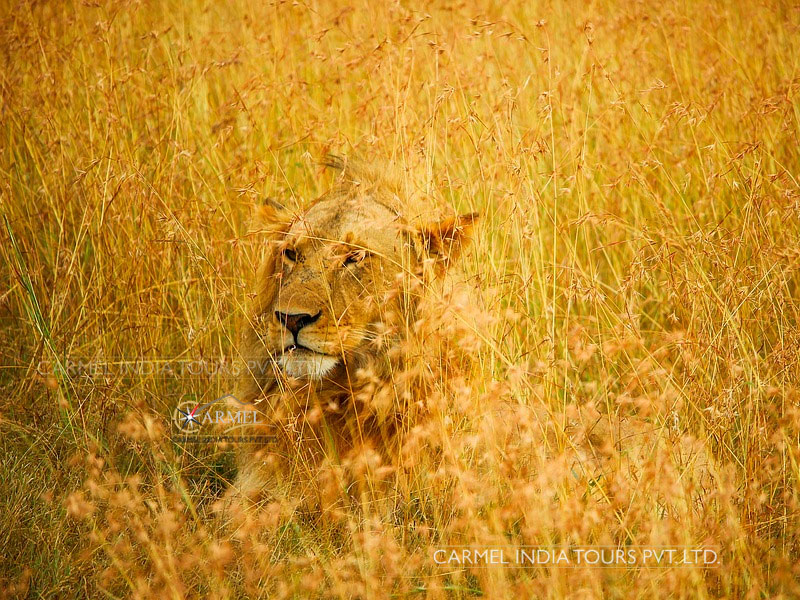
[248,170,476,385]
[260,195,413,380]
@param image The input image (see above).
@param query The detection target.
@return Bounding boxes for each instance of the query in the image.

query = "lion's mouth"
[277,345,339,379]
[282,343,331,357]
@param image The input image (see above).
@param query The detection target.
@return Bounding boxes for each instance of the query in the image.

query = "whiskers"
[350,321,401,349]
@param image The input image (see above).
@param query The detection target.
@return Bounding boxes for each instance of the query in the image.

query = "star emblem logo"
[173,400,207,432]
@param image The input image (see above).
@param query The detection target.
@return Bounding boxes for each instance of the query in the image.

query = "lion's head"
[241,157,476,395]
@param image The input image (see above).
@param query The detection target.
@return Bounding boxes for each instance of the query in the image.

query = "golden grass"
[2,0,800,597]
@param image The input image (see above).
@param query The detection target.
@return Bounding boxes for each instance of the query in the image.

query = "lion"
[226,156,479,509]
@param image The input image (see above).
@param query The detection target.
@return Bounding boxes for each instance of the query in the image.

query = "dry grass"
[2,0,800,597]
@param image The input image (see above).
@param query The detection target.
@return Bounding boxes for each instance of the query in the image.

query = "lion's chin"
[277,348,339,380]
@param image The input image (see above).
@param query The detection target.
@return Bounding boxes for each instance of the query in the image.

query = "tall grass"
[1,0,799,597]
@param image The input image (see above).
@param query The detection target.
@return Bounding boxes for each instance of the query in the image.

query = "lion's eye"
[282,248,297,262]
[343,250,366,267]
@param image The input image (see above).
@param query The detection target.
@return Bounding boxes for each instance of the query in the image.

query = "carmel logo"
[172,394,263,442]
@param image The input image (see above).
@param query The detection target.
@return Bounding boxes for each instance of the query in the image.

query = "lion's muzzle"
[273,310,339,379]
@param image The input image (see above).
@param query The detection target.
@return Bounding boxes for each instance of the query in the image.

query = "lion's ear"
[418,212,478,269]
[250,198,293,238]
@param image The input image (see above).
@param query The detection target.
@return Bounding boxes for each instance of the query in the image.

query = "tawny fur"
[225,157,479,508]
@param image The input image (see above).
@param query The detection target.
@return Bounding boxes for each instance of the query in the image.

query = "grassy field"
[2,0,800,597]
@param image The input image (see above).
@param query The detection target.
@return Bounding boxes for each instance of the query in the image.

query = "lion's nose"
[275,311,321,337]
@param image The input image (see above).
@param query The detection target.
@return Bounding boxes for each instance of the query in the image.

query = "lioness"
[228,156,478,505]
